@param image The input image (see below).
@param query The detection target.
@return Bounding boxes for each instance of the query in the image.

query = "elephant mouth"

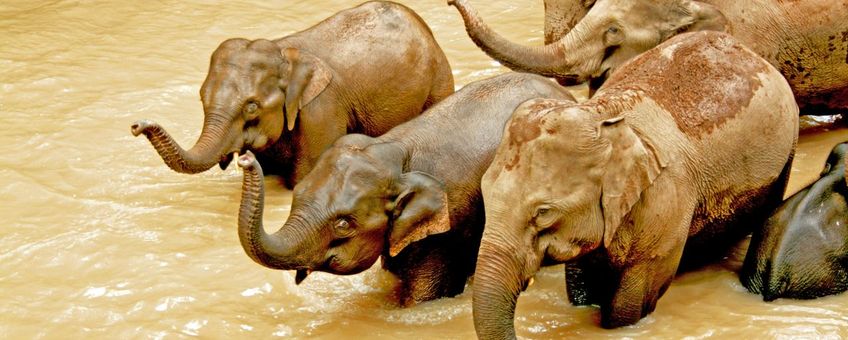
[219,147,247,170]
[589,69,611,88]
[556,74,583,86]
[292,255,346,285]
[219,152,236,170]
[295,268,312,285]
[219,136,248,170]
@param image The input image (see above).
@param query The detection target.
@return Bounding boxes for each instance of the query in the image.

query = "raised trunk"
[472,236,526,340]
[544,0,590,44]
[237,151,306,270]
[450,0,579,80]
[131,114,234,174]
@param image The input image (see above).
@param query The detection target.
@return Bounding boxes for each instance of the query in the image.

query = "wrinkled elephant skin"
[236,73,576,306]
[473,32,799,339]
[451,0,848,115]
[741,142,848,301]
[133,1,454,188]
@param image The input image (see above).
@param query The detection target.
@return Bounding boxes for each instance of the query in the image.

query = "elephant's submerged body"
[741,142,848,301]
[134,1,453,188]
[452,0,848,115]
[473,32,798,338]
[237,73,576,305]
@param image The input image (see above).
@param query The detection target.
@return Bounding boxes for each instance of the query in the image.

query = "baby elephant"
[236,73,575,306]
[132,1,453,188]
[473,31,798,338]
[741,142,848,301]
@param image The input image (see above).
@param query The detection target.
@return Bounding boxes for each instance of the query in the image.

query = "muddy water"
[1,1,847,338]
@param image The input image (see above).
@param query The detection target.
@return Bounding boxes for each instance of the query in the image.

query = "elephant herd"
[132,0,848,338]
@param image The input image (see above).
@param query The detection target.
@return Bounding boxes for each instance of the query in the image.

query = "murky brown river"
[2,1,847,338]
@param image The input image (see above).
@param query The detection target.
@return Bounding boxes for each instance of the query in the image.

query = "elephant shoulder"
[604,32,776,138]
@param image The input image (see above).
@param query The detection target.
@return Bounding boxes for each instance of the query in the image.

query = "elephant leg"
[291,106,347,184]
[387,234,474,306]
[600,254,679,328]
[600,217,689,329]
[565,249,612,306]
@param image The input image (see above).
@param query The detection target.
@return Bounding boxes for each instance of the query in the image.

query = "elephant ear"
[599,117,668,248]
[280,47,333,131]
[387,171,451,257]
[662,1,729,40]
[685,1,729,32]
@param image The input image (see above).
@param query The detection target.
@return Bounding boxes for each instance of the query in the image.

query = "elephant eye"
[533,205,558,229]
[534,206,551,218]
[243,101,260,118]
[604,26,624,46]
[334,219,354,237]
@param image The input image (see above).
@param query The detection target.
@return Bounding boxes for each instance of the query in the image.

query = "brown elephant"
[472,32,798,338]
[132,1,454,188]
[235,73,576,306]
[450,0,848,115]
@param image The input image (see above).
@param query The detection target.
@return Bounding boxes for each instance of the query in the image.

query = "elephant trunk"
[237,151,313,270]
[449,0,583,81]
[543,0,590,44]
[473,233,526,340]
[131,112,236,174]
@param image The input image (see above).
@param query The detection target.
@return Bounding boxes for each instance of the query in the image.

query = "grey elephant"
[132,1,454,188]
[741,142,848,301]
[236,73,576,305]
[450,0,848,114]
[472,32,798,338]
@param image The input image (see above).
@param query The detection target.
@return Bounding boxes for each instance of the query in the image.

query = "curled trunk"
[450,0,577,79]
[131,114,234,173]
[237,151,305,269]
[472,236,526,340]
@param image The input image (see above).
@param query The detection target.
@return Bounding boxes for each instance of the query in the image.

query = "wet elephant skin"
[741,142,848,301]
[471,32,799,338]
[451,0,848,115]
[236,73,576,306]
[132,1,454,188]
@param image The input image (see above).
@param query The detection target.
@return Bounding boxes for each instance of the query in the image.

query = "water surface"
[2,1,847,338]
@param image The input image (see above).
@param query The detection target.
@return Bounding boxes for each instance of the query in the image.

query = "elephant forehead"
[498,108,546,173]
[603,32,770,138]
[500,104,595,172]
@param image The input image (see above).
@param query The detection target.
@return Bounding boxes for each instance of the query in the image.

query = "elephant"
[541,0,592,46]
[449,0,848,115]
[235,73,576,306]
[740,142,848,301]
[131,1,454,188]
[472,31,798,338]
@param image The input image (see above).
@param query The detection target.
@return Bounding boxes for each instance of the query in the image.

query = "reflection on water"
[1,1,846,338]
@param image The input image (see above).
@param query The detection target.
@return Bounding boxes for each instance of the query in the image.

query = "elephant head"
[450,0,728,85]
[740,142,848,301]
[473,100,665,338]
[237,135,450,283]
[132,38,332,173]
